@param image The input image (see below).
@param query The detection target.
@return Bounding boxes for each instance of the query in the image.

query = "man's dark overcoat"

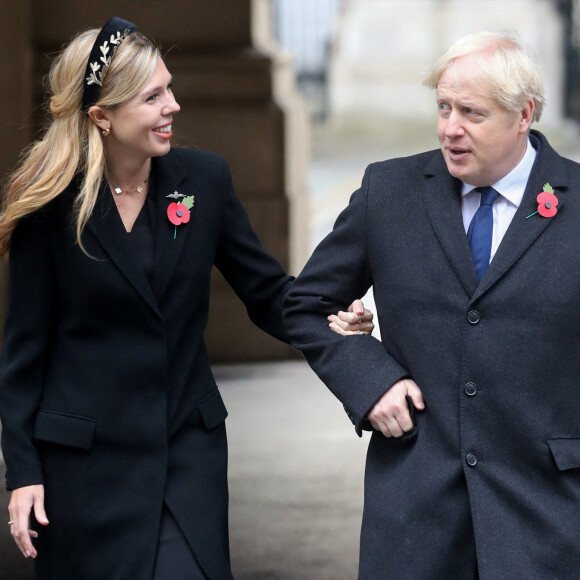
[284,130,580,579]
[0,148,292,579]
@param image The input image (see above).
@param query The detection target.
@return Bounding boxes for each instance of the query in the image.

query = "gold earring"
[102,127,110,137]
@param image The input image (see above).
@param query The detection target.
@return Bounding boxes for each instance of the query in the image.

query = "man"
[284,32,580,579]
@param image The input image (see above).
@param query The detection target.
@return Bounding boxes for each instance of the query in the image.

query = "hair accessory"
[82,17,137,112]
[102,128,110,137]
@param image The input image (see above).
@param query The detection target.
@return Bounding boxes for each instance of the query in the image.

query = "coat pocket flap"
[547,438,580,471]
[198,391,228,431]
[33,410,96,450]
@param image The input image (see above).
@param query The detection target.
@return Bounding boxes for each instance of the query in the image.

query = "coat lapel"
[86,183,161,316]
[471,131,569,302]
[421,152,479,297]
[150,151,191,300]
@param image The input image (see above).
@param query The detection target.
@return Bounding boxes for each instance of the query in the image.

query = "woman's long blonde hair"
[0,27,159,255]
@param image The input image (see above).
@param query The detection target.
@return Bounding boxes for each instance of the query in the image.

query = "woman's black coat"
[0,148,292,579]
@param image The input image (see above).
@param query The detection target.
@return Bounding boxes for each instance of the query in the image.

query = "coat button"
[467,310,480,324]
[466,453,478,467]
[465,382,477,396]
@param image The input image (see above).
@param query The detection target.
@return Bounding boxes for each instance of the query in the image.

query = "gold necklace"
[111,177,149,195]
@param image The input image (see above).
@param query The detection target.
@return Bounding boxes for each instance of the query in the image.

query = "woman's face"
[104,58,180,163]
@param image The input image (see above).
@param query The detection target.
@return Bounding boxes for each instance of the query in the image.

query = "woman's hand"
[8,484,49,558]
[329,299,374,336]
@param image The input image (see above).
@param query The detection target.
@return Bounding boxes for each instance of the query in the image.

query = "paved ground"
[221,362,370,579]
[1,361,369,580]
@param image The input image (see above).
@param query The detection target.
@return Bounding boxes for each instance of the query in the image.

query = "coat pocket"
[547,438,580,471]
[198,391,228,431]
[33,409,96,450]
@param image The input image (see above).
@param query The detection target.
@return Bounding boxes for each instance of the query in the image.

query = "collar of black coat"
[421,129,570,300]
[83,149,191,315]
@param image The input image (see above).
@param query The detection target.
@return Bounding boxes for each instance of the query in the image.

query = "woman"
[0,17,373,580]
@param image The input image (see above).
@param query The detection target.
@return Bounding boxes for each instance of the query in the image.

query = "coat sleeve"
[214,157,293,343]
[283,164,409,435]
[0,210,56,490]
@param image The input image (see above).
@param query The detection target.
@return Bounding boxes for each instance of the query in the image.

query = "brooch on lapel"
[526,183,558,219]
[167,191,195,239]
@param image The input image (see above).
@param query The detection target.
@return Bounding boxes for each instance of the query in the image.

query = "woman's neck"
[106,157,152,189]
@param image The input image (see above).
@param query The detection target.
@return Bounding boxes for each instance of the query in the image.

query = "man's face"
[436,54,532,187]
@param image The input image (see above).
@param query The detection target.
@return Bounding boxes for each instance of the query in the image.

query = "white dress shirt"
[461,138,537,262]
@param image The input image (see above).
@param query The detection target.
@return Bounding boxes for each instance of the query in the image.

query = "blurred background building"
[274,0,580,127]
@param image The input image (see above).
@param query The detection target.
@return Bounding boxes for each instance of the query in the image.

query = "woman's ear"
[87,106,111,133]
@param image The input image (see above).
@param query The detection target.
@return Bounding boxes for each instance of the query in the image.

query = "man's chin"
[443,158,469,182]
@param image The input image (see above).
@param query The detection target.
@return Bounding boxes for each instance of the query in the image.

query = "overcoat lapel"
[84,151,193,314]
[421,152,479,297]
[421,133,569,302]
[86,184,161,317]
[150,151,191,300]
[472,133,568,302]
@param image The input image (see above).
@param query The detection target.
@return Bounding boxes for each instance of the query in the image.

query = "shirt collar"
[461,137,537,207]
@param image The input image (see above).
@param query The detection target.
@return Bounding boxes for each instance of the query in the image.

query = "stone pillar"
[0,0,33,352]
[0,0,309,362]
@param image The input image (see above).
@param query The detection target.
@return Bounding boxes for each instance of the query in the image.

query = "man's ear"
[87,106,111,133]
[518,98,535,134]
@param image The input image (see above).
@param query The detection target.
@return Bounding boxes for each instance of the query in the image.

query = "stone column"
[0,0,33,352]
[0,0,309,362]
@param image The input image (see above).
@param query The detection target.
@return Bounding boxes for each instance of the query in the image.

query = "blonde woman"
[0,18,373,580]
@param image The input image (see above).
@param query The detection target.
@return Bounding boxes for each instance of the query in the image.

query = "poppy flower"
[167,202,191,225]
[536,190,558,218]
[526,183,558,220]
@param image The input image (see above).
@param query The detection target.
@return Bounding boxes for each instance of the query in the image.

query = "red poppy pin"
[167,191,195,239]
[526,183,558,219]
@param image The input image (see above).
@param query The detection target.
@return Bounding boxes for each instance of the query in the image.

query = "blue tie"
[467,186,500,281]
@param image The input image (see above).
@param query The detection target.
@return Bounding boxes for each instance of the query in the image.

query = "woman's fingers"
[329,300,375,335]
[8,484,47,558]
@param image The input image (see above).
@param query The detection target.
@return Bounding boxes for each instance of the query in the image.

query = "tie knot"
[476,186,500,207]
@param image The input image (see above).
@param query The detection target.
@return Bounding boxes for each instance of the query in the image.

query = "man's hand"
[329,299,375,335]
[8,484,49,558]
[367,379,425,437]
